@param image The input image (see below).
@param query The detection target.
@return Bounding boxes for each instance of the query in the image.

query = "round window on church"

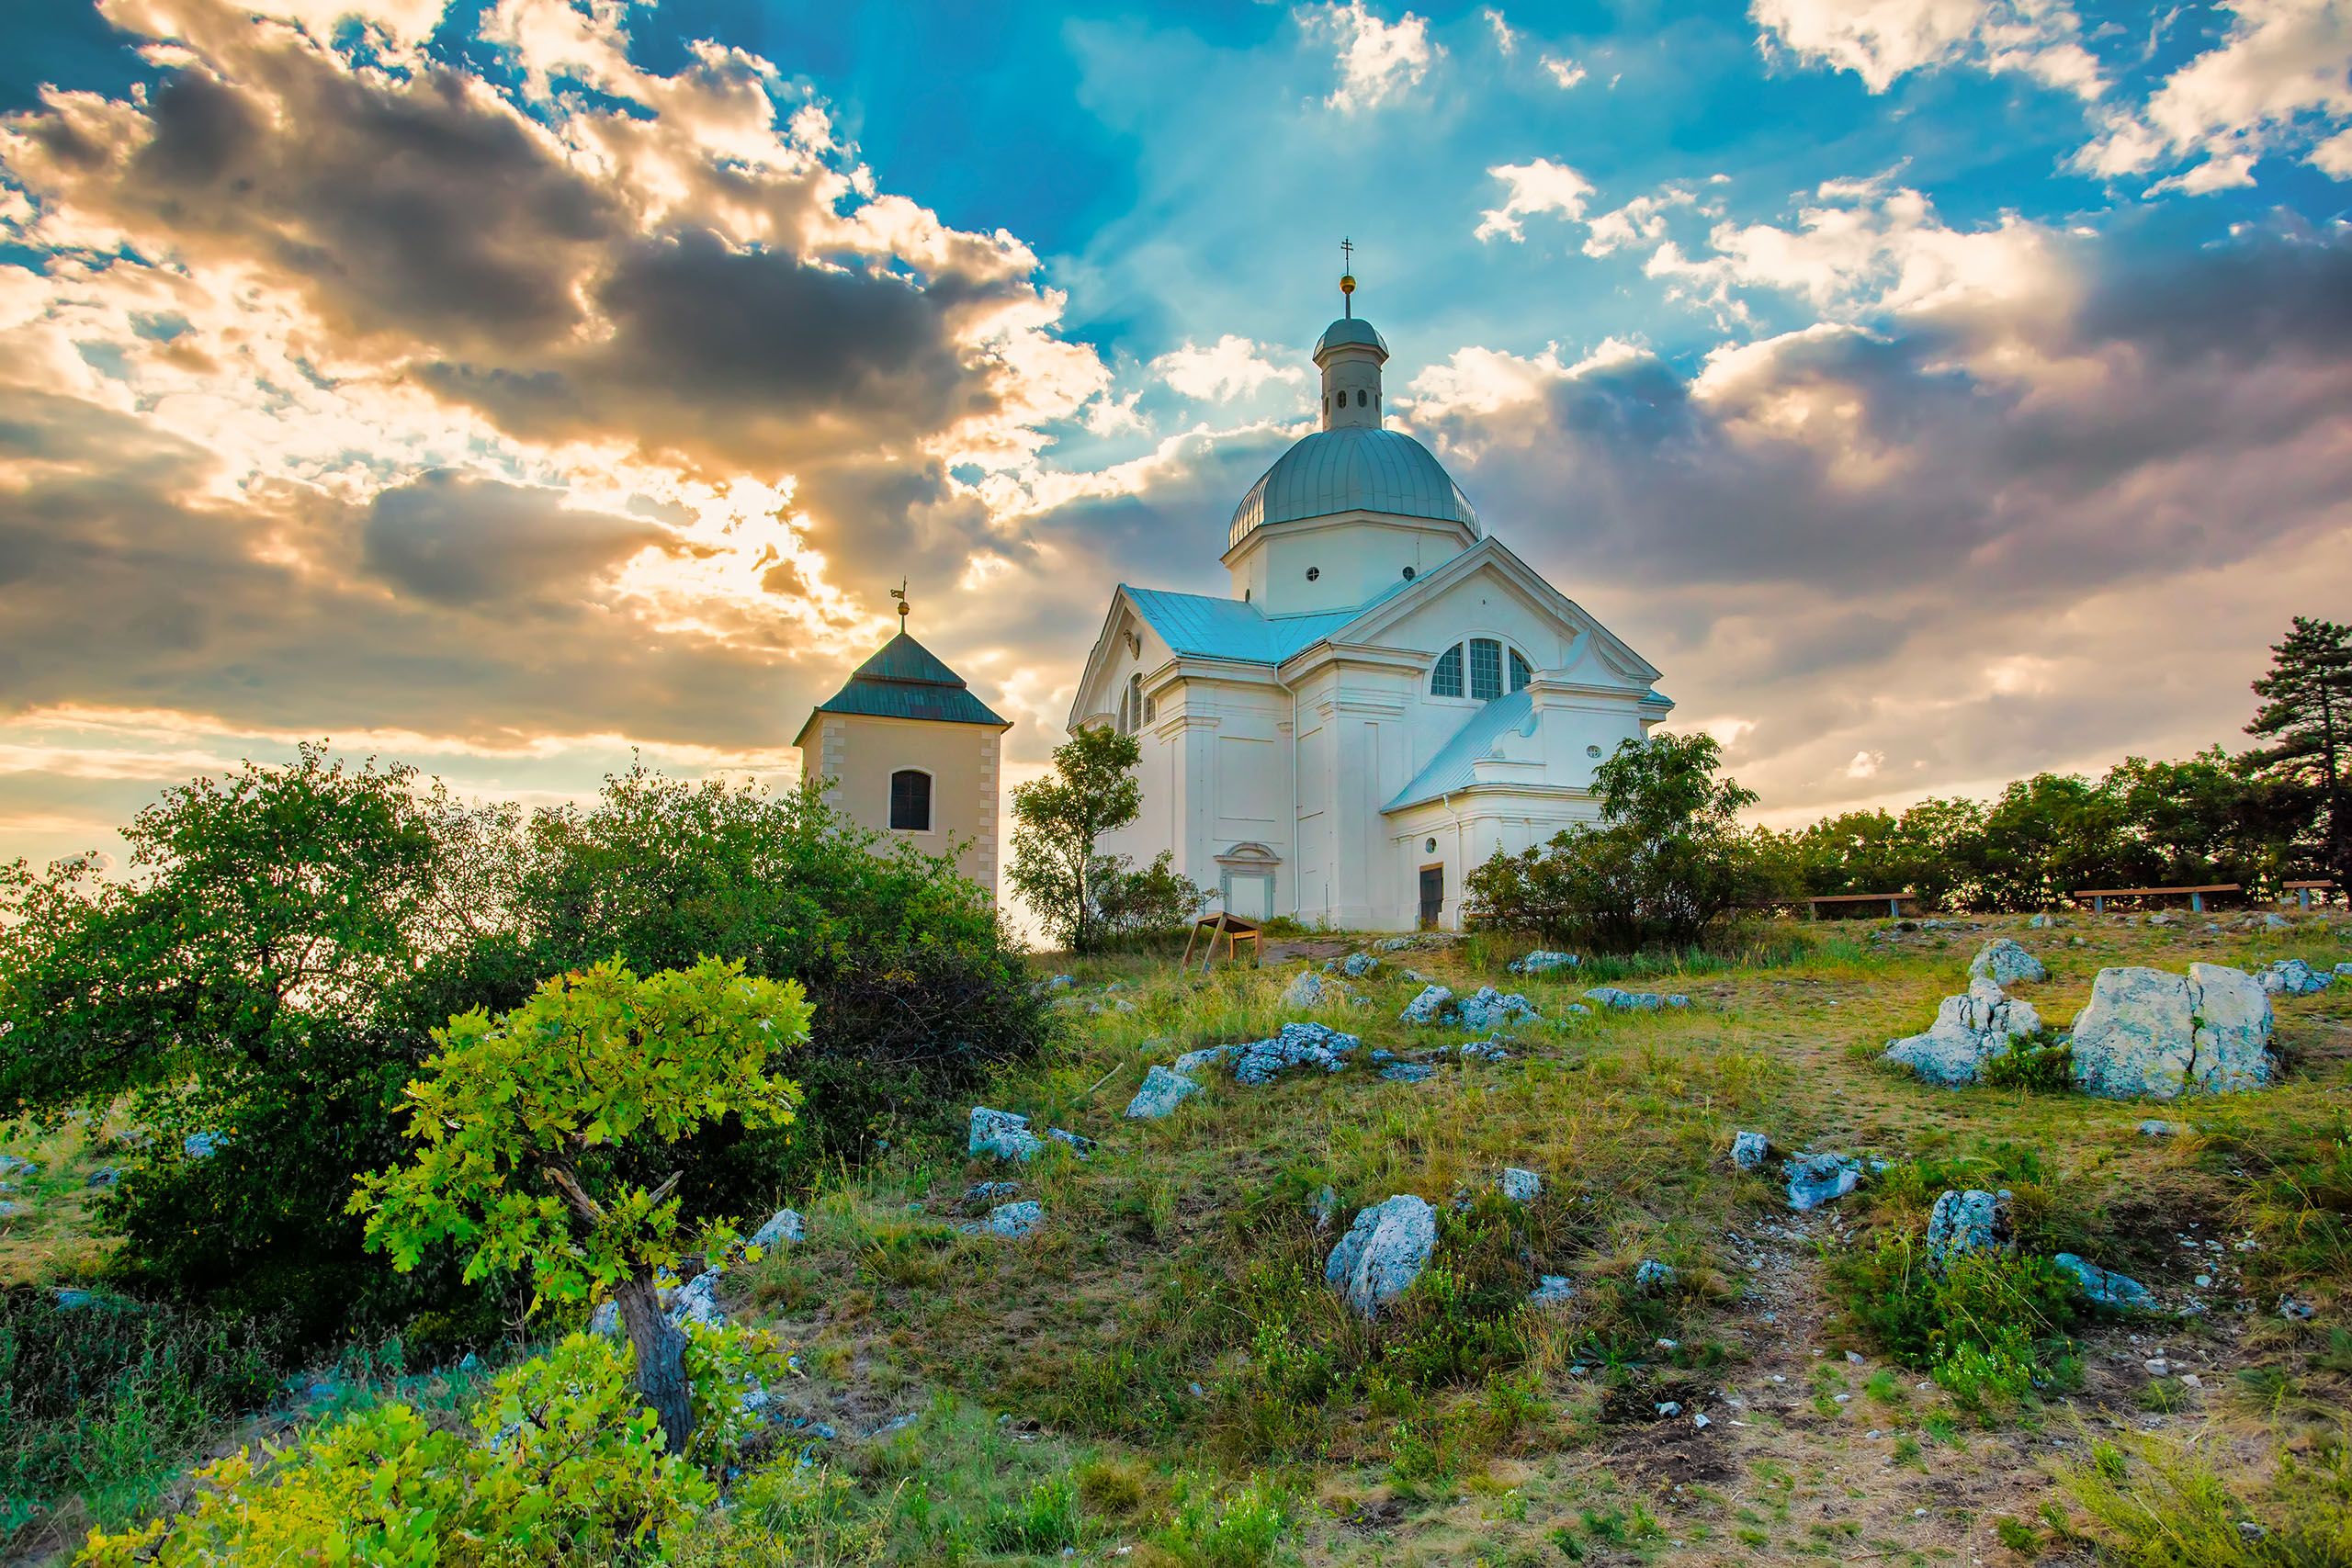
[1424,838,1437,854]
[1401,567,1415,581]
[1587,744,1602,759]
[1305,567,1320,581]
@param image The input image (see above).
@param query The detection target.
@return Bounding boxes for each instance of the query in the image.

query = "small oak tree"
[1008,725,1144,953]
[353,956,809,1454]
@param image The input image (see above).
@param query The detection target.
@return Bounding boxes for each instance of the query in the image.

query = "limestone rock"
[1509,950,1579,976]
[969,1107,1043,1160]
[1340,953,1380,978]
[1969,939,2048,987]
[1125,1064,1202,1120]
[1454,986,1539,1031]
[1229,1022,1360,1084]
[1883,979,2043,1087]
[2068,964,2273,1100]
[1399,985,1453,1025]
[1786,1151,1863,1212]
[670,1270,727,1330]
[987,1201,1043,1238]
[748,1208,805,1251]
[1529,1275,1577,1307]
[2137,1119,2188,1137]
[1498,1167,1542,1203]
[2028,914,2051,929]
[1380,1062,1437,1083]
[181,1131,223,1160]
[2260,958,2333,997]
[1311,1185,1338,1231]
[1730,1131,1770,1171]
[1926,1189,2012,1268]
[1325,1194,1437,1316]
[2054,1252,2154,1310]
[1283,970,1335,1009]
[1582,987,1690,1012]
[1634,1259,1677,1292]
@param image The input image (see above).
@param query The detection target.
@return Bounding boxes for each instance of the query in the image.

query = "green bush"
[1829,1234,2079,1412]
[1982,1033,2075,1094]
[0,751,1048,1337]
[2060,1427,2352,1565]
[1150,1473,1290,1567]
[78,1333,719,1565]
[0,1290,289,1542]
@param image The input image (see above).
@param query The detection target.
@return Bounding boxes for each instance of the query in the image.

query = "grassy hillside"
[6,911,2349,1564]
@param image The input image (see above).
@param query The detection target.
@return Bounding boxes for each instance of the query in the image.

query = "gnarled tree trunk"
[612,1272,694,1456]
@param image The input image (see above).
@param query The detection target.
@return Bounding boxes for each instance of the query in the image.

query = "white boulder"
[1324,1194,1438,1317]
[1968,939,2048,987]
[1883,979,2043,1087]
[2069,964,2273,1100]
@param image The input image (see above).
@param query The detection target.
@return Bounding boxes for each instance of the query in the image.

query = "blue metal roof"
[1315,316,1389,358]
[812,631,1008,727]
[1123,587,1361,665]
[1227,427,1480,551]
[1383,691,1537,813]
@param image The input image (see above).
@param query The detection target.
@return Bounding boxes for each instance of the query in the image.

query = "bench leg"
[2190,891,2203,913]
[2298,888,2311,911]
[2091,896,2104,914]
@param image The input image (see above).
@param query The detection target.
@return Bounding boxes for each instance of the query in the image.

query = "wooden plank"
[2071,885,2239,897]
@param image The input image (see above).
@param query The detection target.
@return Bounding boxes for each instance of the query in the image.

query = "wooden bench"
[2071,884,2239,914]
[1803,892,1920,919]
[2283,879,2338,911]
[1181,911,1261,974]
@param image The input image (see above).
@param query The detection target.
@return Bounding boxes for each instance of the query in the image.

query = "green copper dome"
[1227,426,1480,550]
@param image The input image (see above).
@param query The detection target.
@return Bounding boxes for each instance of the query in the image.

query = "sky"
[1,0,2349,880]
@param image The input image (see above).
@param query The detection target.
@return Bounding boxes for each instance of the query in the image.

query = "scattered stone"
[1401,984,1454,1024]
[0,1156,32,1178]
[987,1201,1043,1239]
[1325,1194,1438,1317]
[2143,1358,2170,1377]
[1379,1062,1436,1084]
[1634,1259,1677,1292]
[1311,1185,1338,1232]
[1692,1412,1711,1429]
[1581,987,1689,1012]
[1227,1022,1361,1083]
[1786,1152,1863,1213]
[0,1201,22,1221]
[2028,914,2051,929]
[1282,970,1337,1009]
[1046,975,1074,991]
[2278,1296,2316,1322]
[670,1271,726,1330]
[1926,1189,2013,1268]
[1730,1131,1770,1171]
[962,1180,1021,1208]
[2053,1252,2154,1310]
[968,1107,1042,1161]
[54,1288,95,1310]
[747,1208,805,1251]
[2137,1119,2188,1137]
[1340,953,1380,978]
[1498,1167,1542,1203]
[1124,1065,1202,1120]
[1399,984,1538,1030]
[2260,913,2290,930]
[1509,949,1579,976]
[1529,1275,1577,1307]
[2070,964,2274,1100]
[86,1168,120,1188]
[1883,978,2043,1087]
[2335,961,2352,977]
[2259,958,2333,997]
[1969,938,2049,987]
[1374,936,1419,953]
[181,1132,222,1160]
[1655,1401,1683,1417]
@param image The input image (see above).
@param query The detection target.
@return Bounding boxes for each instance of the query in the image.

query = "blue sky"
[0,0,2347,874]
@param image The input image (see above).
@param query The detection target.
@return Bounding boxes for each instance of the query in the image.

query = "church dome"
[1227,425,1481,551]
[1314,316,1389,357]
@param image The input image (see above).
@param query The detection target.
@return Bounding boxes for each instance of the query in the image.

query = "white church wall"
[1231,513,1471,615]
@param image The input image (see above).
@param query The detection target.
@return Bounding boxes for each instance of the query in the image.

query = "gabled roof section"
[1383,691,1537,813]
[1123,587,1363,666]
[810,631,1009,727]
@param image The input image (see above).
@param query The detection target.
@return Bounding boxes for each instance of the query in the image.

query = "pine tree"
[2244,615,2352,888]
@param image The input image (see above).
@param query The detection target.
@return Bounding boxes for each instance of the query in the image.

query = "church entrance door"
[1418,864,1444,930]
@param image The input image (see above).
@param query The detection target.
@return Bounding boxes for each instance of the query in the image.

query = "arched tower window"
[1509,649,1532,693]
[888,769,933,832]
[1430,644,1464,698]
[1469,638,1504,702]
[1124,674,1144,736]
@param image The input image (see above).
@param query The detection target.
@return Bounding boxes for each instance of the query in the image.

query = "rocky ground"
[5,910,2348,1565]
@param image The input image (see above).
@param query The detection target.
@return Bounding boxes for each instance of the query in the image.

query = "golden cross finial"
[1340,237,1357,318]
[889,579,910,623]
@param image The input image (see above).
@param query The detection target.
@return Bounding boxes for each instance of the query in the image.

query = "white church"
[1069,289,1673,931]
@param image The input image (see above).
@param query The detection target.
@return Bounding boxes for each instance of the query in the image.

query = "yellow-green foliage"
[353,956,812,1309]
[78,1334,714,1566]
[2060,1428,2352,1565]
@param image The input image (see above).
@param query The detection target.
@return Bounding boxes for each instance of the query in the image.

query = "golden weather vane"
[1340,237,1356,317]
[889,579,910,623]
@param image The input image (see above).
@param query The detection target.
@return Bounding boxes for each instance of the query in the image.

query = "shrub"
[1464,733,1785,951]
[1981,1032,2076,1094]
[356,957,808,1453]
[1829,1234,2079,1413]
[2059,1427,2352,1566]
[1150,1473,1290,1567]
[77,1334,717,1565]
[0,1290,288,1543]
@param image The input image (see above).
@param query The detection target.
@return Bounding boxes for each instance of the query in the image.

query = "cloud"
[1475,158,1596,242]
[1150,335,1308,402]
[361,471,673,606]
[1400,225,2352,816]
[1541,53,1588,87]
[1582,186,1703,256]
[1752,0,2103,97]
[2076,0,2352,192]
[1303,1,1440,111]
[1484,7,1519,53]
